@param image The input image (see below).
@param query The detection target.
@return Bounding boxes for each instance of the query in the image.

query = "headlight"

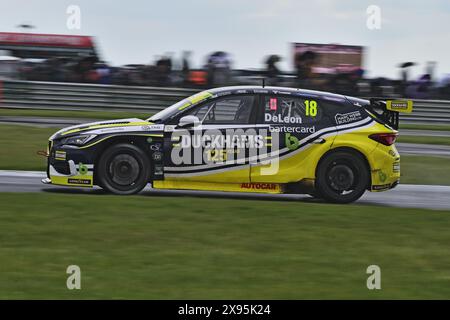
[60,135,96,146]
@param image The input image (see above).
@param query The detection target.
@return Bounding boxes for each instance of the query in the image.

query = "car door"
[250,94,338,183]
[163,94,259,183]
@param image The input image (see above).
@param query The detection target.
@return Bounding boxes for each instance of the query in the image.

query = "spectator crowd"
[1,48,449,100]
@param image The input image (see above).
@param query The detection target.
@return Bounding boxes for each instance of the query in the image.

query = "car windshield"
[147,90,213,123]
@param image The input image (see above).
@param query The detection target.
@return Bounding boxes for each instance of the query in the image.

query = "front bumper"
[44,141,94,187]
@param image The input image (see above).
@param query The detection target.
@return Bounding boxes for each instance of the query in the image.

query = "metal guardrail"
[0,80,198,113]
[1,80,450,124]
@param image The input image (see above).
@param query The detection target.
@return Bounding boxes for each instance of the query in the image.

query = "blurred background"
[0,0,449,99]
[0,32,447,99]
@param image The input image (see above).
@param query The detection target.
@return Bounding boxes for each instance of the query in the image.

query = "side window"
[314,98,365,126]
[185,95,255,124]
[262,96,323,124]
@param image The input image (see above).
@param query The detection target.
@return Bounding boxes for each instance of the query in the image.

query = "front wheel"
[315,151,369,203]
[97,143,150,195]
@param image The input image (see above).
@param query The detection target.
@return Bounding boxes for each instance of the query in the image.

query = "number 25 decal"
[305,100,318,117]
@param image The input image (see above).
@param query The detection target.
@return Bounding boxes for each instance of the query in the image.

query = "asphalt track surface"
[1,170,449,210]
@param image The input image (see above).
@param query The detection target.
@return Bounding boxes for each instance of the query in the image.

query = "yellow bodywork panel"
[250,136,336,183]
[165,164,250,183]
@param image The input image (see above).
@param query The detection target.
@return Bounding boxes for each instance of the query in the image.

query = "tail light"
[369,133,398,146]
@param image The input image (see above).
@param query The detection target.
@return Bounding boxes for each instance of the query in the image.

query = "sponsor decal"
[171,128,278,167]
[150,143,162,151]
[271,90,292,95]
[285,133,300,151]
[187,91,213,104]
[153,151,162,161]
[142,124,164,131]
[269,98,278,111]
[206,149,228,162]
[372,184,391,191]
[378,170,387,183]
[393,162,400,172]
[78,163,88,175]
[240,183,277,190]
[269,125,315,134]
[178,102,191,111]
[335,111,362,124]
[55,150,66,160]
[154,164,164,175]
[164,125,177,132]
[386,100,413,113]
[68,178,91,185]
[265,113,302,124]
[180,131,264,149]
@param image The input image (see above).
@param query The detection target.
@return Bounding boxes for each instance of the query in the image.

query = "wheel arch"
[315,146,372,188]
[91,135,152,185]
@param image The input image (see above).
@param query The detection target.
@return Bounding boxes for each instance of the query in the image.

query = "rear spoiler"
[365,99,413,130]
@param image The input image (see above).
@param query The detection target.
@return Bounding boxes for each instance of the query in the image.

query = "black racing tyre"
[97,143,150,195]
[307,190,323,199]
[315,151,370,204]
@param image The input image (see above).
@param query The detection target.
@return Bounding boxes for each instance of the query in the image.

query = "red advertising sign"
[0,32,93,48]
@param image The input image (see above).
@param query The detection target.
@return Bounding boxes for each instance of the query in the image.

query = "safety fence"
[1,80,450,124]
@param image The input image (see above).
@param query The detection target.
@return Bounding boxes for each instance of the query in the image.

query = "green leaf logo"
[378,170,387,182]
[285,133,300,151]
[78,163,88,175]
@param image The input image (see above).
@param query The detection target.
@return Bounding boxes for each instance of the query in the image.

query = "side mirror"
[178,115,200,128]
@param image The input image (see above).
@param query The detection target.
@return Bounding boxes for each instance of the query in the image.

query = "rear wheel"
[97,143,150,195]
[315,151,369,203]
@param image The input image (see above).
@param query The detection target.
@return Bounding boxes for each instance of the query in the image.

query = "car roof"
[207,85,349,101]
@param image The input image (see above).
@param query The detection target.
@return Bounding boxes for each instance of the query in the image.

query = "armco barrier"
[0,80,198,113]
[1,80,450,124]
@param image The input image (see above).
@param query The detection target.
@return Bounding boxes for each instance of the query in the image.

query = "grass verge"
[0,192,449,299]
[400,124,450,131]
[0,125,55,171]
[397,135,450,146]
[399,155,450,185]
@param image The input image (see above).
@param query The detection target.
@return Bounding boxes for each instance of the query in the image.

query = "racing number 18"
[305,100,318,117]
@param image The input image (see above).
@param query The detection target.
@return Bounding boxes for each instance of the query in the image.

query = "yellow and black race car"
[42,86,413,203]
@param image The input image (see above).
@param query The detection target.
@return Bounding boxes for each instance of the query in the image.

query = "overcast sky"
[2,0,449,79]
